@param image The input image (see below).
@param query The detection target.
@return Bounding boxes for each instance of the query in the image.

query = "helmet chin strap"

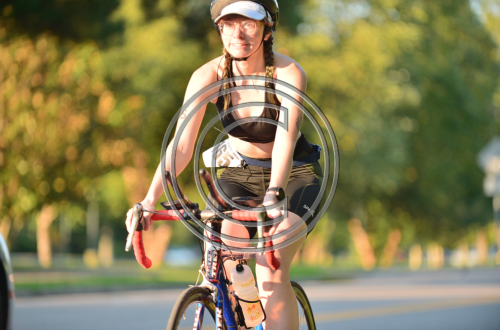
[228,36,265,62]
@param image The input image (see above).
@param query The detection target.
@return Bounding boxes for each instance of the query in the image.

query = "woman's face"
[219,14,270,58]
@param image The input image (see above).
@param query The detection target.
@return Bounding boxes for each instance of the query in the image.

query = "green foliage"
[1,0,123,43]
[1,0,499,259]
[0,31,146,251]
[287,0,499,251]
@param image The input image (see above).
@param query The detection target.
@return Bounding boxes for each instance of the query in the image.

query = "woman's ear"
[264,31,272,41]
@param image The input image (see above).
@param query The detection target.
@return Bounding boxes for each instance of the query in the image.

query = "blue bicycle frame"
[195,244,264,330]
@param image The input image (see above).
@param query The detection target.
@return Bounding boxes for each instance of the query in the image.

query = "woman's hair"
[221,26,279,116]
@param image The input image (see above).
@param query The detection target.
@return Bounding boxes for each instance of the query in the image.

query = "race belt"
[202,139,321,169]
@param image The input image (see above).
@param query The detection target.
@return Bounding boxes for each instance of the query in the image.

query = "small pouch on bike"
[232,293,267,329]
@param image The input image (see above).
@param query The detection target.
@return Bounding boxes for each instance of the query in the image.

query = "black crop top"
[215,68,280,144]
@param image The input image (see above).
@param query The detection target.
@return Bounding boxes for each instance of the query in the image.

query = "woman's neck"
[231,47,266,76]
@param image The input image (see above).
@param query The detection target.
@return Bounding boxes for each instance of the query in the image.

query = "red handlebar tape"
[132,210,181,269]
[231,210,259,221]
[132,209,280,270]
[133,231,152,269]
[265,241,280,270]
[151,209,183,221]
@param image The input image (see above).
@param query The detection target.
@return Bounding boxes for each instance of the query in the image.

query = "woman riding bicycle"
[125,1,323,329]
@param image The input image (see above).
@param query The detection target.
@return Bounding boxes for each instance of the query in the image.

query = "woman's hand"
[125,200,155,233]
[263,193,282,220]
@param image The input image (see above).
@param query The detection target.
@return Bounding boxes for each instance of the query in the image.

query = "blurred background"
[1,0,500,296]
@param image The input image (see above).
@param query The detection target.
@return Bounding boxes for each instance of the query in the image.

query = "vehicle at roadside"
[0,233,13,330]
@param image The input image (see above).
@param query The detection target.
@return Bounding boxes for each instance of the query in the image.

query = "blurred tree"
[0,0,123,43]
[285,0,499,259]
[2,0,499,268]
[0,30,148,258]
[392,0,498,247]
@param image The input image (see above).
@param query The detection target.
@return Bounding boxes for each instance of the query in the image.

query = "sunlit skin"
[215,15,302,162]
[126,12,308,330]
[219,15,269,60]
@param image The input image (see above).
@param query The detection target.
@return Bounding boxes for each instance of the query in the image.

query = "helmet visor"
[214,1,267,22]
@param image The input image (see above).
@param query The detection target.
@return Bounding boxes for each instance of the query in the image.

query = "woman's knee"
[221,221,250,248]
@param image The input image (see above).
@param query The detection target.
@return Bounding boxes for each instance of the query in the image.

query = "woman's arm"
[126,61,219,231]
[263,60,307,213]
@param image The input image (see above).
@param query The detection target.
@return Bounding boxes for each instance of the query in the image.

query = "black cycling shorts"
[214,134,323,238]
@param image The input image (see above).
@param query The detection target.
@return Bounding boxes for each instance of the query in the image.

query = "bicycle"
[125,169,316,330]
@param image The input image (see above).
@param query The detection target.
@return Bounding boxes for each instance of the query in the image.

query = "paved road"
[14,268,500,330]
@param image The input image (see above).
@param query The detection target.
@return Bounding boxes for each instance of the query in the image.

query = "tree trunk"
[301,234,333,266]
[426,244,444,269]
[379,228,402,269]
[476,229,488,266]
[37,204,54,268]
[143,224,172,268]
[409,244,422,271]
[98,226,114,267]
[348,218,376,270]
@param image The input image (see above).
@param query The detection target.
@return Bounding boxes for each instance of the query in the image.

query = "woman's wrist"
[263,193,278,205]
[266,186,285,200]
[142,196,157,206]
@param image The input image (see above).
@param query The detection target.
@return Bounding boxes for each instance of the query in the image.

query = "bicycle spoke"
[166,287,219,330]
[292,281,316,330]
[299,305,306,329]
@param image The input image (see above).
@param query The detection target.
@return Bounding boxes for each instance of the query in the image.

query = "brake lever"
[125,203,143,252]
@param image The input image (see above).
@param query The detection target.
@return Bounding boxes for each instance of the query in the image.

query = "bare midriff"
[230,131,302,159]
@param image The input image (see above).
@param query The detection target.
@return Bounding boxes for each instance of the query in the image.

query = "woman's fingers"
[124,204,152,232]
[143,211,152,231]
[125,209,133,233]
[264,203,282,219]
[263,193,282,219]
[267,208,281,219]
[268,225,277,236]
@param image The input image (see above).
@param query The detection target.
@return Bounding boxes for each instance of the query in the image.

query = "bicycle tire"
[291,281,316,330]
[166,286,227,330]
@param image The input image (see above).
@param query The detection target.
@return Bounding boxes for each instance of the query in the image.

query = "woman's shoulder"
[187,56,225,104]
[273,52,306,79]
[192,56,225,82]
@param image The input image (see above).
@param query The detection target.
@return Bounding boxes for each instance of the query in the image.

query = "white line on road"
[314,296,500,323]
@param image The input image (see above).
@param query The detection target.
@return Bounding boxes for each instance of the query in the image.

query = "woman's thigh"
[284,163,323,231]
[255,211,307,286]
[217,175,259,241]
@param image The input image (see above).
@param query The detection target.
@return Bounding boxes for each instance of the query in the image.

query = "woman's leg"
[220,220,254,330]
[255,212,307,330]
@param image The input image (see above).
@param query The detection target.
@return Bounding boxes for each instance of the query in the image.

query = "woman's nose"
[232,24,244,38]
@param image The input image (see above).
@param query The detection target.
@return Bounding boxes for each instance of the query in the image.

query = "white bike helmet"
[210,0,279,34]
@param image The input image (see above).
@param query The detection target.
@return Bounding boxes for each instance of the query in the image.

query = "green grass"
[14,264,356,296]
[12,254,358,296]
[290,263,355,280]
[13,257,202,296]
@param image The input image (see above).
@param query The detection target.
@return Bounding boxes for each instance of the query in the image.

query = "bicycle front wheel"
[292,281,316,330]
[166,286,226,330]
